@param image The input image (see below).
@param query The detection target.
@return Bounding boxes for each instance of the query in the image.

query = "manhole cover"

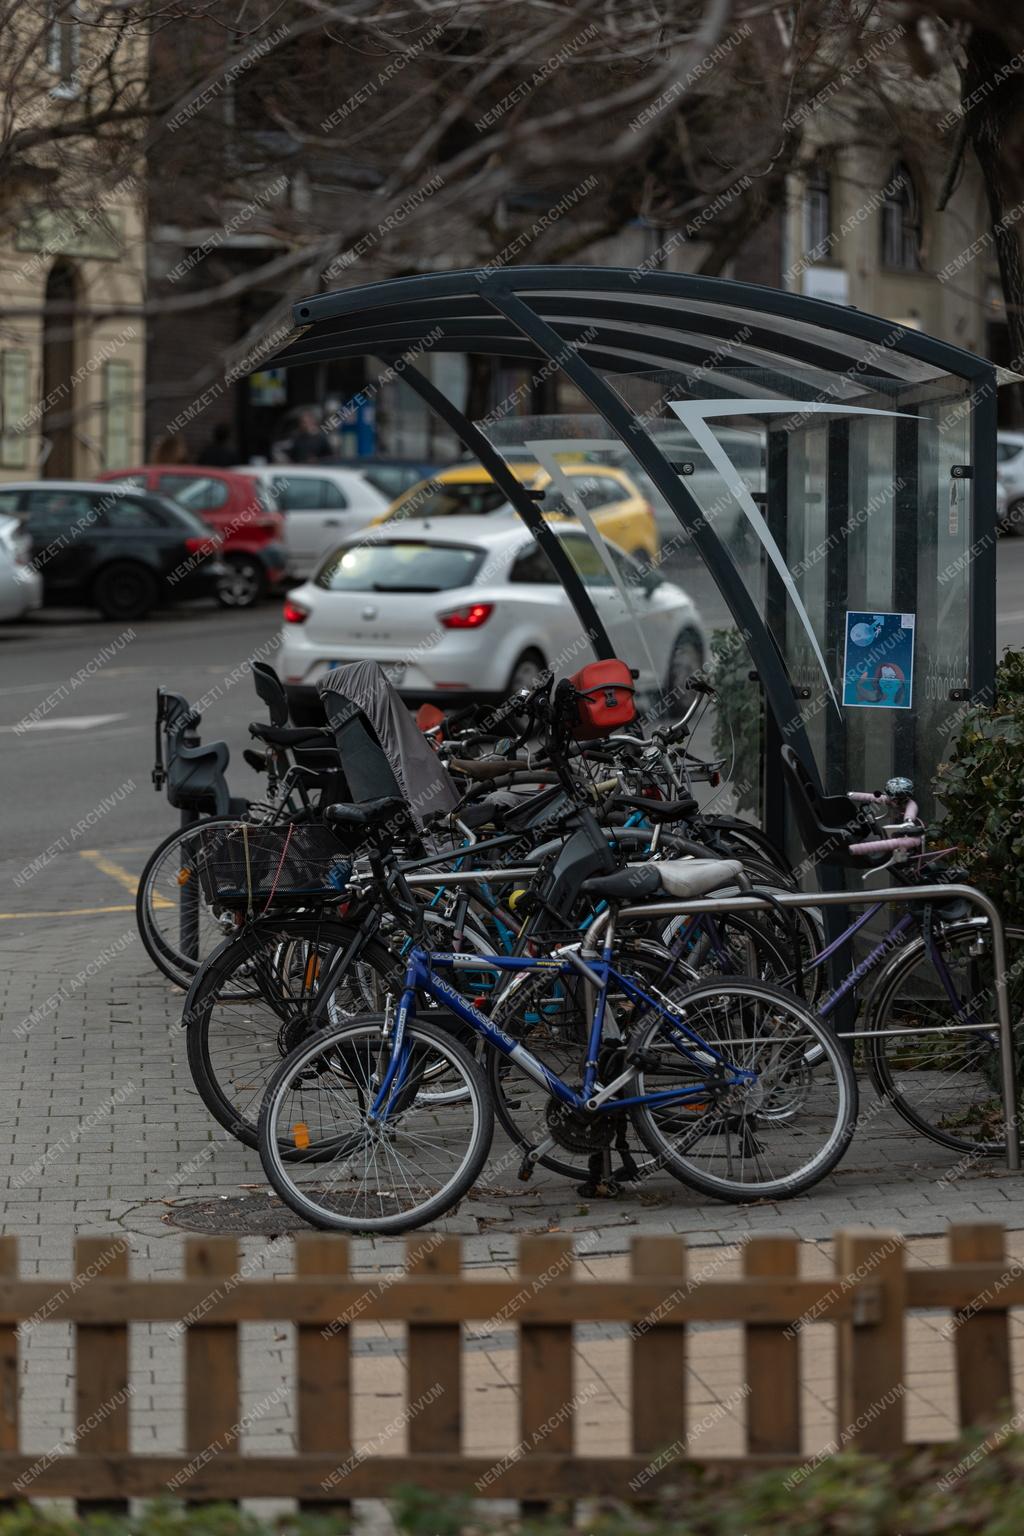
[163,1194,307,1236]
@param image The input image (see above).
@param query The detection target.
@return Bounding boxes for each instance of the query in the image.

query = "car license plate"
[326,659,406,683]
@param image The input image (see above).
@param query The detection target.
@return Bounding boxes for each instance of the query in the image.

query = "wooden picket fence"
[0,1222,1019,1506]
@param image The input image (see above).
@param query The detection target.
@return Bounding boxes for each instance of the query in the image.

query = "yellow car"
[373,461,660,564]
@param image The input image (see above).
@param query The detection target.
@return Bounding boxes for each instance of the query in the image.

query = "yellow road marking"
[78,850,173,908]
[81,844,153,855]
[0,904,136,920]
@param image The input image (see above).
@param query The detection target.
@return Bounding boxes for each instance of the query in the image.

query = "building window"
[46,2,81,95]
[103,360,133,469]
[803,161,833,264]
[880,162,920,270]
[0,351,30,469]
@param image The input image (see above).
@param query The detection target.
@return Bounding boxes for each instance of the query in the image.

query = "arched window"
[803,160,832,264]
[880,162,920,270]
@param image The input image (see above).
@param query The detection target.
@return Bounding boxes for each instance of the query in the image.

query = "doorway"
[41,259,78,478]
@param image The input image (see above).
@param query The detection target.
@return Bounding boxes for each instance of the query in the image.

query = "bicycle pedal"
[517,1153,535,1182]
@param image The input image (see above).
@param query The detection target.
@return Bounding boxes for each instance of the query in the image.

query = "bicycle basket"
[194,822,352,910]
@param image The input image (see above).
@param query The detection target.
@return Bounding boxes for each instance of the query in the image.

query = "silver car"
[236,465,389,577]
[0,515,42,621]
[279,515,706,704]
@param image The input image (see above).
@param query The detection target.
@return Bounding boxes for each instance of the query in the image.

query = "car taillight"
[283,600,309,623]
[439,602,493,629]
[185,535,218,555]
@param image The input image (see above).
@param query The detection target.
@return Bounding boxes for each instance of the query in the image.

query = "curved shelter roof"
[266,266,995,400]
[260,266,1000,849]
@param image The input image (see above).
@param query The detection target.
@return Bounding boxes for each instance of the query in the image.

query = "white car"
[279,516,706,704]
[0,515,42,621]
[237,465,389,577]
[997,432,1024,531]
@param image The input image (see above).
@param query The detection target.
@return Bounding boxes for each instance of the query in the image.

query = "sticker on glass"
[842,611,914,709]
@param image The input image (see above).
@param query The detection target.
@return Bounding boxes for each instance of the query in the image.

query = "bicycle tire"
[629,976,858,1201]
[865,920,1024,1154]
[185,916,401,1146]
[258,1014,494,1234]
[137,815,249,988]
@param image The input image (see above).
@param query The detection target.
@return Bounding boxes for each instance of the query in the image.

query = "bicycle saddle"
[324,796,408,828]
[456,791,525,829]
[609,793,700,822]
[582,857,743,902]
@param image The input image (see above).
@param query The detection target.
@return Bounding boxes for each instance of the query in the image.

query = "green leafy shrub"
[933,648,1024,923]
[9,1429,1024,1535]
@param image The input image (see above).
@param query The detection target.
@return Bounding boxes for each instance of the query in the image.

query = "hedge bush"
[8,1428,1024,1535]
[933,647,1024,925]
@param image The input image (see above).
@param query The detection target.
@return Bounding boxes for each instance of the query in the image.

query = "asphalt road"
[0,538,1022,915]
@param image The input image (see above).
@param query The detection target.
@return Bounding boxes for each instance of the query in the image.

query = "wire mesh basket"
[194,821,352,910]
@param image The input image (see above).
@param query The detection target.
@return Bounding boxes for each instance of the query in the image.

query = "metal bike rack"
[605,882,1020,1172]
[402,866,539,888]
[395,866,1020,1169]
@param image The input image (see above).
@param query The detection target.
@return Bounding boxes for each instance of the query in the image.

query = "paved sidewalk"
[2,843,1024,1493]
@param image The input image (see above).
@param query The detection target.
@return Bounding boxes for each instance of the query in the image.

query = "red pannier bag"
[566,659,638,740]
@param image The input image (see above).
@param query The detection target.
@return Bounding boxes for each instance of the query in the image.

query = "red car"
[97,466,289,607]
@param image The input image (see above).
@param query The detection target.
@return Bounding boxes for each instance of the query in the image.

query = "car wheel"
[217,554,265,609]
[92,562,159,621]
[507,648,546,693]
[1003,499,1024,535]
[664,627,705,715]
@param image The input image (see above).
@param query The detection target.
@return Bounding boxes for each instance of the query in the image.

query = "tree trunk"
[962,27,1024,418]
[464,352,494,424]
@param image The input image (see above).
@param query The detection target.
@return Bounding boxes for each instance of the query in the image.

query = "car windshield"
[170,477,223,511]
[316,540,485,592]
[392,480,511,519]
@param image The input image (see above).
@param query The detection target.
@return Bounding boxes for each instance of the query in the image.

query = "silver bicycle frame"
[584,883,1020,1171]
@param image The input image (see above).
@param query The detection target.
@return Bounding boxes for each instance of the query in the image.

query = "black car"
[0,481,227,620]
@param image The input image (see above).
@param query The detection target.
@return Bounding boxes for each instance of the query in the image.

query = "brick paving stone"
[3,850,1024,1508]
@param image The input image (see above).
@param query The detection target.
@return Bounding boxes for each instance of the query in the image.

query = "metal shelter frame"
[267,265,998,826]
[263,266,1002,1019]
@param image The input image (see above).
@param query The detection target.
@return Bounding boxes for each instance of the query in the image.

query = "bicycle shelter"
[263,266,1004,851]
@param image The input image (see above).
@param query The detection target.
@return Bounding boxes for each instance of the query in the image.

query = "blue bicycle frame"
[367,944,757,1125]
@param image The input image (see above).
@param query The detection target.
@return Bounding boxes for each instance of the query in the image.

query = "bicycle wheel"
[629,977,858,1201]
[137,816,250,988]
[698,814,793,877]
[382,909,500,1105]
[185,916,401,1146]
[866,920,1024,1154]
[487,939,698,1182]
[258,1015,494,1233]
[655,909,802,987]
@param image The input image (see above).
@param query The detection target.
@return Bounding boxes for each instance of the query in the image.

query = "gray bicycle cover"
[318,660,460,826]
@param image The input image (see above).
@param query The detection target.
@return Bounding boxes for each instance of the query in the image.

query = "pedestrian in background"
[197,423,236,467]
[150,430,189,464]
[287,410,331,463]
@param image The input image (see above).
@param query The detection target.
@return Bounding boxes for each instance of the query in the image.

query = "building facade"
[0,7,146,482]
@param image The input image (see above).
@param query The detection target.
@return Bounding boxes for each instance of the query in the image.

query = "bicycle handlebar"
[845,791,922,858]
[848,834,923,856]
